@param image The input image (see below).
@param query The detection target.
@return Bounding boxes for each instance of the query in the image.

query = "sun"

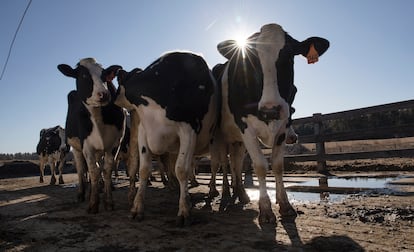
[235,35,248,58]
[236,36,247,49]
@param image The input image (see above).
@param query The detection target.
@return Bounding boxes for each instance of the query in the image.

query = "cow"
[213,23,329,223]
[36,125,69,185]
[57,58,126,214]
[114,51,218,226]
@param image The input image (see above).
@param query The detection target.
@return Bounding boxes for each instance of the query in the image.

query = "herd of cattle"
[36,23,329,226]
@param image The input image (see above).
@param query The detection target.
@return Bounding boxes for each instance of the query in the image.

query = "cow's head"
[58,58,122,107]
[217,23,329,122]
[114,67,143,111]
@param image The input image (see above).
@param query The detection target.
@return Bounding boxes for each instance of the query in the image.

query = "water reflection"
[245,175,402,204]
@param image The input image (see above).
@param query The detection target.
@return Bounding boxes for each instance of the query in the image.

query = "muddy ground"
[0,160,413,252]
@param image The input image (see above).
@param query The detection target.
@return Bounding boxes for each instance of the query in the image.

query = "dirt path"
[1,172,414,252]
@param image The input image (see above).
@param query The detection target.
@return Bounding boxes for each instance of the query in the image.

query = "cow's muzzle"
[258,105,282,122]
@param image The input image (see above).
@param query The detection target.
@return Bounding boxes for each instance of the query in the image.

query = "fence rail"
[285,99,414,172]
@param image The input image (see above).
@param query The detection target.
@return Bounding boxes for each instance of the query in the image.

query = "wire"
[0,0,33,80]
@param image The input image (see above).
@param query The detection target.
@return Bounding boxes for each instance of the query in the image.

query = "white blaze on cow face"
[79,58,110,107]
[255,24,289,121]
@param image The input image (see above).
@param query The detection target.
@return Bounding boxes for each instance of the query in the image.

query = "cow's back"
[124,52,218,154]
[37,127,65,155]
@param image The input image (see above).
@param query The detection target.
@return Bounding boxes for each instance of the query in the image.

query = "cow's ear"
[293,37,330,61]
[116,69,128,86]
[217,40,238,60]
[103,65,122,82]
[58,64,77,78]
[117,68,142,86]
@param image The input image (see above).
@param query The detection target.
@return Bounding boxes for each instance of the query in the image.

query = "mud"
[1,165,413,252]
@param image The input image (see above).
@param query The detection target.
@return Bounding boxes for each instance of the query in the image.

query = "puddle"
[246,188,346,204]
[245,175,411,204]
[299,177,395,188]
[61,183,77,188]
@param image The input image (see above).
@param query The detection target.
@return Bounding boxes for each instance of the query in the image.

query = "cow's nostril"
[258,105,282,122]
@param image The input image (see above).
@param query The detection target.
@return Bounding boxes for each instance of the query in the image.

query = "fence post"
[313,113,327,173]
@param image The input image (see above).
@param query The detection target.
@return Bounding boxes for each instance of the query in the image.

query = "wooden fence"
[285,99,414,172]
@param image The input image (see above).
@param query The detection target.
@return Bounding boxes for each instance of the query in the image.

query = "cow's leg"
[208,139,224,200]
[72,150,87,202]
[189,158,199,187]
[157,155,169,186]
[163,154,179,190]
[175,126,196,227]
[83,150,100,214]
[131,125,151,220]
[127,110,139,206]
[113,159,120,181]
[272,131,297,218]
[229,142,250,205]
[57,153,65,184]
[242,133,276,224]
[219,162,232,211]
[243,153,254,187]
[102,152,115,211]
[39,155,45,183]
[49,159,57,185]
[208,156,220,199]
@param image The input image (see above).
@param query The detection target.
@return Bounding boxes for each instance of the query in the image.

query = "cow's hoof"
[176,215,191,227]
[238,189,251,205]
[58,177,64,184]
[87,205,99,214]
[104,201,114,211]
[40,177,44,183]
[219,194,233,212]
[130,211,144,221]
[130,212,137,220]
[259,210,277,224]
[50,177,56,185]
[279,205,297,218]
[208,188,219,199]
[77,194,85,203]
[259,196,276,224]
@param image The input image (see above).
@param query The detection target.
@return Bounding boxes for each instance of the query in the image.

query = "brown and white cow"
[114,51,218,226]
[36,125,69,185]
[58,58,126,213]
[213,23,329,223]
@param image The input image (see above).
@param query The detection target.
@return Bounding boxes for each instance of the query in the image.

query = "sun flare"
[235,35,248,58]
[236,36,247,49]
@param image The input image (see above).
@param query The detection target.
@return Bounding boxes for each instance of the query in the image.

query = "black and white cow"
[36,125,69,185]
[58,58,126,213]
[213,23,329,223]
[114,51,218,226]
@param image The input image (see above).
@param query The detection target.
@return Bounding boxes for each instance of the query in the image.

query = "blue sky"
[0,0,413,154]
